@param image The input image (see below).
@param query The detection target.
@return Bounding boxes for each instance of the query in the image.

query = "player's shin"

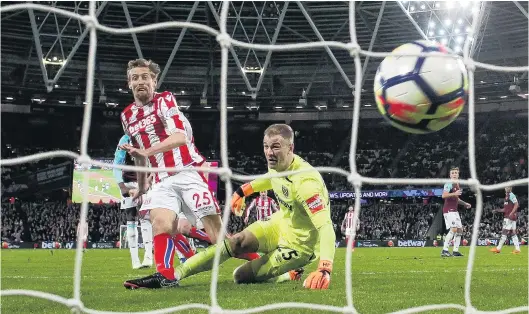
[127,221,141,267]
[153,233,176,280]
[188,227,211,243]
[173,234,195,259]
[453,233,462,252]
[497,234,507,250]
[512,234,520,251]
[140,219,153,265]
[443,230,454,251]
[174,239,233,281]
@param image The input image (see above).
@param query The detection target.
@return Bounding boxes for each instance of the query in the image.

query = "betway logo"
[397,240,426,247]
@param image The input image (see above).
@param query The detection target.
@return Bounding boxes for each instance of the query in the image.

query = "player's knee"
[229,231,258,255]
[233,264,255,284]
[177,218,192,235]
[150,208,175,235]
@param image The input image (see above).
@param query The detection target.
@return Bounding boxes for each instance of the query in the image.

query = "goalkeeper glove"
[303,260,332,290]
[231,183,254,216]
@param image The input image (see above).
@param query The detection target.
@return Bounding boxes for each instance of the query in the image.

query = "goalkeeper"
[174,124,336,290]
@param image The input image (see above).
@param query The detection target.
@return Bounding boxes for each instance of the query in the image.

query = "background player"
[341,205,359,251]
[119,59,258,289]
[441,166,471,257]
[244,191,278,224]
[114,134,153,269]
[490,187,521,254]
[76,219,88,252]
[172,124,336,290]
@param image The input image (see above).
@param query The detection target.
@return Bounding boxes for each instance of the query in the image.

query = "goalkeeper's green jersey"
[249,154,335,261]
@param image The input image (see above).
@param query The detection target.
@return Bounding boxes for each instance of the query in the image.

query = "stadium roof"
[1,1,528,112]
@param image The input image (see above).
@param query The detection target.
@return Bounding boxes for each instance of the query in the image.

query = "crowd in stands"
[1,113,527,244]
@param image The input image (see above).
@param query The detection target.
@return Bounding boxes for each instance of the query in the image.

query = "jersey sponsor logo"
[305,194,324,214]
[282,185,289,197]
[128,114,156,135]
[397,240,426,247]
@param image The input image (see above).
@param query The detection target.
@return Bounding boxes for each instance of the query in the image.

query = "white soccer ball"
[374,40,468,134]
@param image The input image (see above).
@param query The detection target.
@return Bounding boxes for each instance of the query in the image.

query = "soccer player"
[76,220,88,251]
[172,124,336,290]
[244,191,278,224]
[119,59,257,289]
[490,187,521,254]
[441,166,471,257]
[341,205,359,251]
[114,134,153,269]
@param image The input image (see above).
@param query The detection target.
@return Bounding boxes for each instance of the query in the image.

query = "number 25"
[193,192,212,208]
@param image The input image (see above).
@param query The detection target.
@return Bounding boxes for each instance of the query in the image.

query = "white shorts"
[444,212,462,229]
[121,182,139,209]
[140,170,219,227]
[502,218,516,231]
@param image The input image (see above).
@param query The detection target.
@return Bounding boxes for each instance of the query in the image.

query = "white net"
[0,1,528,314]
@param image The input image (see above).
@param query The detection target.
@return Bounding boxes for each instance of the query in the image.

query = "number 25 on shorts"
[192,192,212,208]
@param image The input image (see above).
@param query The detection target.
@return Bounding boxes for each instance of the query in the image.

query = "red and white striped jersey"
[121,91,205,183]
[245,196,278,221]
[341,208,359,231]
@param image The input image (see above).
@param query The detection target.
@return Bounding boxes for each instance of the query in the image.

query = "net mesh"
[1,2,528,314]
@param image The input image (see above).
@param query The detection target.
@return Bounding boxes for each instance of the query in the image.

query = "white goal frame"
[0,1,528,314]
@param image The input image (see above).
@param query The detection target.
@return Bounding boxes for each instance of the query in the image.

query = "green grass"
[1,247,527,313]
[72,170,121,203]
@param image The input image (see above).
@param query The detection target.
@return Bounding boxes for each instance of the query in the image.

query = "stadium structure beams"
[28,9,50,88]
[254,2,290,96]
[31,2,107,92]
[305,19,349,96]
[121,1,143,59]
[207,1,254,92]
[360,1,385,88]
[396,1,428,40]
[513,1,529,18]
[297,1,354,90]
[157,1,200,89]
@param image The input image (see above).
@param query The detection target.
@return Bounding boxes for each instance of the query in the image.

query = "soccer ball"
[374,40,468,134]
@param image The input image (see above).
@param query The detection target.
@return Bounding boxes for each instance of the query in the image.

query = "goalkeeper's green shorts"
[244,216,315,282]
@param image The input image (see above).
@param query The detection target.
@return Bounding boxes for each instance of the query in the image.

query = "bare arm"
[144,133,186,156]
[135,156,148,193]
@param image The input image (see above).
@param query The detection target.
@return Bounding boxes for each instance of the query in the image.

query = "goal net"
[0,1,528,314]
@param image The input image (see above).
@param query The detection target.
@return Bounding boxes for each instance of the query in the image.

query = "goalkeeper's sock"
[126,221,141,266]
[443,230,455,251]
[140,219,153,264]
[497,234,507,251]
[173,234,195,259]
[453,234,462,252]
[153,233,176,280]
[188,227,211,244]
[175,239,233,281]
[512,235,520,251]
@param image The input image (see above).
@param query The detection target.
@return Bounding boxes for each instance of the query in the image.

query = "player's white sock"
[497,234,507,251]
[512,235,520,251]
[453,233,461,252]
[443,230,455,251]
[188,237,197,254]
[176,248,186,263]
[140,219,153,265]
[126,221,141,267]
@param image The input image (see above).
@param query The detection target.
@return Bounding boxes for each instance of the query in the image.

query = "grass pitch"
[1,247,527,313]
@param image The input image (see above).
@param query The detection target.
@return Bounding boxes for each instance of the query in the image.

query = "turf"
[1,247,527,314]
